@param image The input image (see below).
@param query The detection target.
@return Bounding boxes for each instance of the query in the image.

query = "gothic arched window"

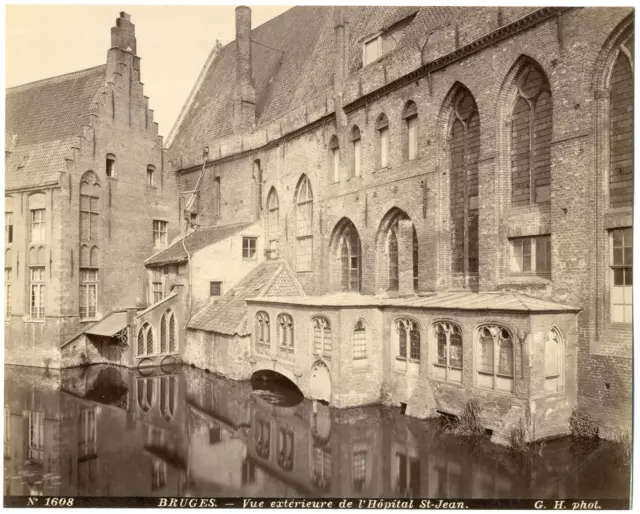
[477,325,514,392]
[510,62,552,206]
[312,316,332,357]
[448,87,480,276]
[295,176,313,272]
[433,322,463,383]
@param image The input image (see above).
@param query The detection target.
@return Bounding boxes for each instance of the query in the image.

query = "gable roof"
[167,6,452,166]
[145,221,255,267]
[188,259,305,335]
[5,65,107,190]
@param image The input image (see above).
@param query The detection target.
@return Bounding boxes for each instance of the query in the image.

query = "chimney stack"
[111,12,137,54]
[234,6,256,133]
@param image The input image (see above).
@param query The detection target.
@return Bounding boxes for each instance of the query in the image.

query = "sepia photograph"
[2,3,634,508]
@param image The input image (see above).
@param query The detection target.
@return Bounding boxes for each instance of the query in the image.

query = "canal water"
[3,364,631,499]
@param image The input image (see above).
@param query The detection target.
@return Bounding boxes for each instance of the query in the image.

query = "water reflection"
[3,365,630,499]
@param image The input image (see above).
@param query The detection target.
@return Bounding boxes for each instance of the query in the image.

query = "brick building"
[165,6,634,441]
[5,12,180,368]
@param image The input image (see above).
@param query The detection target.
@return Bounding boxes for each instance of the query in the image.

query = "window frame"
[30,209,45,243]
[29,266,46,320]
[106,154,116,179]
[362,34,383,66]
[79,268,98,320]
[153,220,168,248]
[476,325,515,393]
[210,281,222,297]
[353,319,368,362]
[147,165,156,187]
[432,321,463,383]
[350,126,362,178]
[510,235,552,277]
[329,136,340,183]
[277,313,294,354]
[312,316,332,358]
[394,318,420,362]
[255,311,271,353]
[5,211,13,245]
[4,267,12,318]
[609,227,632,324]
[242,236,258,261]
[544,327,564,394]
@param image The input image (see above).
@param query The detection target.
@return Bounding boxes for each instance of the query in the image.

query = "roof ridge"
[6,64,106,93]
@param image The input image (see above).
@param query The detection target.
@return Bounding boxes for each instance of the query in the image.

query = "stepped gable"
[145,221,254,267]
[5,65,106,190]
[189,259,304,335]
[167,6,453,165]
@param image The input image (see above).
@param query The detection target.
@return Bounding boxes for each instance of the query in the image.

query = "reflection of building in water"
[4,365,627,499]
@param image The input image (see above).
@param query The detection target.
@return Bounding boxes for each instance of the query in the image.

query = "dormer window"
[363,34,382,66]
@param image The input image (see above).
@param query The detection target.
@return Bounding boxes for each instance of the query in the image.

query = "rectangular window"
[147,166,156,187]
[152,269,163,304]
[28,411,44,462]
[380,128,389,168]
[353,139,362,177]
[352,451,367,490]
[611,227,632,323]
[210,281,222,297]
[30,209,45,242]
[296,236,312,272]
[511,235,551,276]
[153,220,168,248]
[214,177,221,217]
[4,268,11,317]
[363,36,382,65]
[79,269,98,319]
[80,195,99,242]
[332,148,340,183]
[30,267,45,319]
[5,212,13,244]
[407,116,418,160]
[106,156,115,178]
[242,237,257,260]
[209,427,222,445]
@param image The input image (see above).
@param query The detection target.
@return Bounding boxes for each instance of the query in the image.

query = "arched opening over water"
[250,369,303,407]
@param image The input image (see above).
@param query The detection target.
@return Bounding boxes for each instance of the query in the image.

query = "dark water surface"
[3,365,631,499]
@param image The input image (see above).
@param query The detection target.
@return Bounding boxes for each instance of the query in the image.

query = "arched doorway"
[309,360,331,403]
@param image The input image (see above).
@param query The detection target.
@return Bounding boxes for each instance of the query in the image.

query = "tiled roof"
[145,221,254,266]
[168,6,452,165]
[5,65,107,190]
[247,291,581,313]
[189,259,304,335]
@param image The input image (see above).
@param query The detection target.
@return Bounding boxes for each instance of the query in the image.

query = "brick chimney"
[111,12,137,54]
[234,6,256,133]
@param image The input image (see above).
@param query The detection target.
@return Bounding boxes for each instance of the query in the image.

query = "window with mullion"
[30,209,45,242]
[610,227,633,323]
[29,267,45,319]
[510,235,551,277]
[79,269,98,319]
[477,326,514,392]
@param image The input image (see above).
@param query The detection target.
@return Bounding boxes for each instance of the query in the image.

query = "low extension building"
[162,5,633,443]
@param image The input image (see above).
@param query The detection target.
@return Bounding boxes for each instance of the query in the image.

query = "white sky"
[5,4,291,138]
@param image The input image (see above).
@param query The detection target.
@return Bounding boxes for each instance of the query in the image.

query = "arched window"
[395,319,420,361]
[378,208,418,294]
[433,322,462,383]
[376,114,389,169]
[510,62,552,206]
[353,320,367,360]
[387,229,399,290]
[329,135,340,183]
[160,375,177,421]
[253,160,263,216]
[448,87,480,275]
[403,101,418,160]
[160,310,177,354]
[79,171,100,320]
[477,325,514,392]
[545,328,564,393]
[255,416,271,459]
[312,317,332,357]
[137,322,154,356]
[350,126,362,178]
[136,377,156,413]
[277,427,294,471]
[255,311,270,353]
[332,220,361,292]
[608,33,633,208]
[277,314,294,358]
[295,176,313,272]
